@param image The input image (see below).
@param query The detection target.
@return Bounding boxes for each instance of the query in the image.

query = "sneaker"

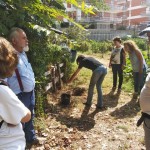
[83,102,91,107]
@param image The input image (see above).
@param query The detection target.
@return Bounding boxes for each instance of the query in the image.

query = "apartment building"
[104,0,150,28]
[64,0,150,28]
[62,0,150,40]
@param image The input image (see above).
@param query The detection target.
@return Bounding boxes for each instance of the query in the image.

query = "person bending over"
[68,55,107,109]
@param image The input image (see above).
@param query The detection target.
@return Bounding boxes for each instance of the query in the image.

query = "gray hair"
[8,27,24,42]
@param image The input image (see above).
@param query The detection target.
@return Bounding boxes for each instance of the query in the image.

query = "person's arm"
[109,55,113,68]
[135,50,143,74]
[68,68,81,83]
[21,109,31,123]
[121,49,126,69]
[1,87,32,125]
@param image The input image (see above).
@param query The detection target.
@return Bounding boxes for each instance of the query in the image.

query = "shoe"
[133,92,138,99]
[112,87,116,91]
[26,138,40,149]
[83,102,91,107]
[117,88,121,93]
[96,105,107,110]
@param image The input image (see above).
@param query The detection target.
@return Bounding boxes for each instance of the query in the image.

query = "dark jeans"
[133,68,146,93]
[17,91,36,143]
[112,64,123,89]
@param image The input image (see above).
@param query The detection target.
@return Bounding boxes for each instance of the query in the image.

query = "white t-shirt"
[111,46,123,64]
[0,85,29,150]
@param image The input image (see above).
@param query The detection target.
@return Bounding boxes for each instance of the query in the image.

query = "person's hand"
[109,63,111,68]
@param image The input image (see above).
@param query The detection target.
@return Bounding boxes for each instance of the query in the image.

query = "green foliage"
[0,0,103,117]
[65,26,88,41]
[0,0,97,36]
[25,28,72,116]
[77,0,109,11]
[90,40,112,53]
[133,38,147,51]
[122,37,147,51]
[76,41,91,52]
[123,58,133,79]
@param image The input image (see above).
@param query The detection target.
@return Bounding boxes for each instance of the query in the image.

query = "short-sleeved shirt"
[7,51,35,94]
[0,84,29,149]
[78,57,103,71]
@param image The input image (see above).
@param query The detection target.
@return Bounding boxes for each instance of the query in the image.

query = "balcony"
[104,3,126,13]
[79,16,122,23]
[117,0,127,5]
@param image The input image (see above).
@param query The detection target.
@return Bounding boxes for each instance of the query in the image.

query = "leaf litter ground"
[31,55,145,150]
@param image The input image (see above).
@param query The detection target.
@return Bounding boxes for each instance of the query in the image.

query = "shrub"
[77,40,91,52]
[133,38,147,51]
[26,27,72,116]
[90,40,112,53]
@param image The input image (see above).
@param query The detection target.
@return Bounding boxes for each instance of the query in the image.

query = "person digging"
[68,55,107,109]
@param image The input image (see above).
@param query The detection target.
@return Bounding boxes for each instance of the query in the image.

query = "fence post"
[51,66,56,92]
[56,63,62,89]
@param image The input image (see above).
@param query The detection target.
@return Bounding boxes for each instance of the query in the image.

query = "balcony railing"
[104,3,127,13]
[117,0,127,4]
[79,16,122,23]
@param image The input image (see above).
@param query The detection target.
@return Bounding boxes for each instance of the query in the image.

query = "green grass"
[71,52,134,93]
[122,78,134,93]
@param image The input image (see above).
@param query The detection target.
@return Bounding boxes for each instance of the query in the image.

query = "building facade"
[64,0,150,28]
[95,0,150,29]
[62,0,150,40]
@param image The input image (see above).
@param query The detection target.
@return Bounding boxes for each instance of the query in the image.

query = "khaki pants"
[144,118,150,150]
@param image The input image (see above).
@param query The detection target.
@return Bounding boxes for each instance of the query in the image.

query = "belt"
[17,90,33,95]
[0,120,4,128]
[137,112,150,127]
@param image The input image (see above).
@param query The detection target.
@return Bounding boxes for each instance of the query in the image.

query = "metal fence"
[87,29,132,41]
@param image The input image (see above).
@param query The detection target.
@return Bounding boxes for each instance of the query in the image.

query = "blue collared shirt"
[7,51,35,94]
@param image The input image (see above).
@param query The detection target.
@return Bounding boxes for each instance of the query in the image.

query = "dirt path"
[32,54,145,150]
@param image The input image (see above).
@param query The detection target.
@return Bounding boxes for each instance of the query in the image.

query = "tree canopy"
[0,0,107,35]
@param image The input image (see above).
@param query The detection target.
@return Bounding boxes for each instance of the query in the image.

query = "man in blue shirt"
[7,27,38,147]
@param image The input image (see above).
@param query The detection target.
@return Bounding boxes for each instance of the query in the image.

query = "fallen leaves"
[34,69,145,150]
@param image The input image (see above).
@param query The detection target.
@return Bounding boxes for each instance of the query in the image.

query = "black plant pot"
[61,93,71,105]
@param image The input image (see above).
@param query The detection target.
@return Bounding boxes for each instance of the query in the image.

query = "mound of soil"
[72,87,86,96]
